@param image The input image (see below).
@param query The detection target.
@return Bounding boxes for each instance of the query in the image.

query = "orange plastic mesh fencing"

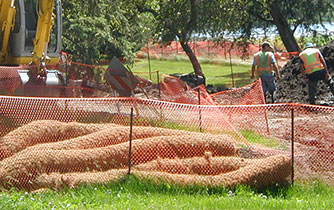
[2,95,334,190]
[0,96,296,191]
[141,41,261,58]
[0,62,161,98]
[141,40,299,65]
[0,63,110,97]
[288,104,334,183]
[0,66,22,95]
[160,75,214,105]
[211,79,266,105]
[159,75,252,145]
[160,74,265,106]
[159,75,271,147]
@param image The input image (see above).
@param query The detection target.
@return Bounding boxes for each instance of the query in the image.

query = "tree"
[135,0,225,77]
[216,0,334,52]
[62,0,153,64]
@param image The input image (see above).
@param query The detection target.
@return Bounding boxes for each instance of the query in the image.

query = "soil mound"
[276,41,334,104]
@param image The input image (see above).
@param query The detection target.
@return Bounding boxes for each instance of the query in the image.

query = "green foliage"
[62,0,154,64]
[212,0,334,52]
[299,34,334,48]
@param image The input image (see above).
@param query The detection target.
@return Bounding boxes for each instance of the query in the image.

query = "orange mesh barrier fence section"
[0,63,112,98]
[141,41,261,58]
[211,79,266,105]
[0,96,294,191]
[289,104,334,183]
[159,75,251,146]
[160,75,194,104]
[0,66,23,95]
[2,96,334,190]
[141,41,300,65]
[0,63,162,98]
[159,75,267,146]
[160,75,265,106]
[160,75,215,105]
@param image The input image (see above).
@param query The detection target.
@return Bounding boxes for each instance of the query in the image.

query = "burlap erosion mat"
[0,120,291,191]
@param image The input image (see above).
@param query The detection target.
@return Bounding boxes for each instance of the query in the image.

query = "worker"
[269,45,282,69]
[251,42,280,103]
[299,43,334,105]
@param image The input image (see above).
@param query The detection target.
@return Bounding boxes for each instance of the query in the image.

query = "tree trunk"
[180,41,204,76]
[269,1,300,52]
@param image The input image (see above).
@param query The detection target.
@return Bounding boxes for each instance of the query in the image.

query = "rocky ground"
[276,41,334,105]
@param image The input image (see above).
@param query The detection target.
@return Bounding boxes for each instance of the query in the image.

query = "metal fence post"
[161,44,164,58]
[157,71,161,98]
[198,88,203,132]
[176,41,179,55]
[291,107,295,184]
[147,42,152,80]
[229,51,235,87]
[128,107,134,175]
[207,40,210,57]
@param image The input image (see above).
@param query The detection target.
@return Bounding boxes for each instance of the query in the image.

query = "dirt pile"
[276,41,334,104]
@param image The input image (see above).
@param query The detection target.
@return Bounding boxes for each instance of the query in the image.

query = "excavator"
[0,0,64,96]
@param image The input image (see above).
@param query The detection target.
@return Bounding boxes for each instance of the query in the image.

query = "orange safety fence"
[140,41,300,62]
[160,74,265,105]
[159,75,264,143]
[1,94,334,191]
[0,62,160,98]
[141,41,261,58]
[0,62,267,106]
[210,79,266,105]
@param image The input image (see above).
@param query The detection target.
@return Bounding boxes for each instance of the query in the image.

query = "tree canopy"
[61,0,334,71]
[62,0,153,64]
[134,0,233,76]
[213,0,334,52]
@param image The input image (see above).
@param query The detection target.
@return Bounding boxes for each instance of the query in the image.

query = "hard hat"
[305,43,314,49]
[262,41,272,48]
[261,41,274,50]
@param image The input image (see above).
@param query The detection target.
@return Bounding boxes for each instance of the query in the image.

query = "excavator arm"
[32,0,56,68]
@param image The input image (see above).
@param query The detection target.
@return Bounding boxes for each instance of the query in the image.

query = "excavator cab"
[9,0,62,65]
[0,0,65,96]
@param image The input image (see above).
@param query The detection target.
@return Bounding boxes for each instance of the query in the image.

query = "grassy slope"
[131,58,252,87]
[1,176,333,210]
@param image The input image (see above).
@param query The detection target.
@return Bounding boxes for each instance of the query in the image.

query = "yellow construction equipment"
[0,0,64,96]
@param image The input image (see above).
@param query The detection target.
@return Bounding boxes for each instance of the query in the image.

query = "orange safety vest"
[255,51,273,73]
[299,48,324,75]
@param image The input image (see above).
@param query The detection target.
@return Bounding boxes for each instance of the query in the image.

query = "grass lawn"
[130,58,253,88]
[241,130,288,150]
[1,175,333,210]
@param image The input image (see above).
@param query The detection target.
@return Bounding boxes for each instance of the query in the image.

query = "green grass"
[241,130,288,150]
[131,58,252,87]
[1,175,333,210]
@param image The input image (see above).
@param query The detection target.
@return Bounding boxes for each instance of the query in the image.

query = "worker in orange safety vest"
[251,42,280,103]
[299,43,334,105]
